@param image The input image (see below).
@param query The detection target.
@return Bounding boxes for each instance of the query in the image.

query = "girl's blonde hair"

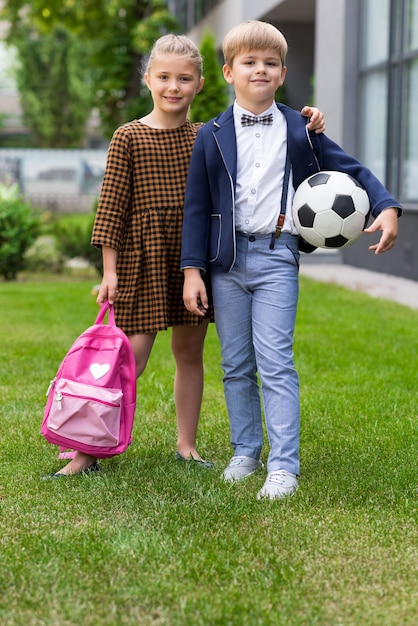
[145,34,203,78]
[222,20,288,68]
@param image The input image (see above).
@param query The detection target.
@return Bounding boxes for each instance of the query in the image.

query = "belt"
[236,231,296,242]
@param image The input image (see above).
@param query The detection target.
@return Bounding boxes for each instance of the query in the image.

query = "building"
[0,17,23,141]
[1,0,416,278]
[169,0,418,280]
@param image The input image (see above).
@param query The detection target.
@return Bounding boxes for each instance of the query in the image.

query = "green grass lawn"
[1,275,417,626]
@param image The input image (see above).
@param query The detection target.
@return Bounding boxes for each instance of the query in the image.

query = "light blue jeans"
[211,232,300,475]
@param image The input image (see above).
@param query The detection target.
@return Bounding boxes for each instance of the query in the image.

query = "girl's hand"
[96,272,118,305]
[301,106,326,134]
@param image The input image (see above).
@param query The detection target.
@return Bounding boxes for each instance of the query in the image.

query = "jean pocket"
[209,214,221,262]
[285,244,300,269]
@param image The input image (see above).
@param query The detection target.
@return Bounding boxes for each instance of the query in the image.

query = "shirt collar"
[233,100,277,123]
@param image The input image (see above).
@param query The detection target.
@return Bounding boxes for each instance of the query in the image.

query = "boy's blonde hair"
[145,34,203,78]
[222,20,288,68]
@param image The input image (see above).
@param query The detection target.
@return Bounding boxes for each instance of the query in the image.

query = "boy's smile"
[223,48,286,114]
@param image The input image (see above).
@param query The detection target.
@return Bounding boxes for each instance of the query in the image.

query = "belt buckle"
[276,214,285,237]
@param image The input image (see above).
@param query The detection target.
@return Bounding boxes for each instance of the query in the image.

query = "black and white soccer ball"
[292,171,371,248]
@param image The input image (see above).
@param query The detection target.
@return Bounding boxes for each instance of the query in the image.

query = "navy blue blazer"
[181,103,402,274]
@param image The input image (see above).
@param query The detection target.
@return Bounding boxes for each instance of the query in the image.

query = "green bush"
[190,30,229,123]
[24,234,64,273]
[52,211,102,274]
[0,183,41,280]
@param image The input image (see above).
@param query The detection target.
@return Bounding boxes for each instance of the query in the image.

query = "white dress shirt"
[233,101,297,234]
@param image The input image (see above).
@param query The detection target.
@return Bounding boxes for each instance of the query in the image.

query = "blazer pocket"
[209,214,221,262]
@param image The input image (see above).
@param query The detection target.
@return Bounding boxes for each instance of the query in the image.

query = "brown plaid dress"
[92,119,209,335]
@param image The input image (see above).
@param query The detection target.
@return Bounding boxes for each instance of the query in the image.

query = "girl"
[51,34,325,476]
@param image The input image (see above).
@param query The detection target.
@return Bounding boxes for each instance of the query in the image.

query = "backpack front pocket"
[47,379,122,447]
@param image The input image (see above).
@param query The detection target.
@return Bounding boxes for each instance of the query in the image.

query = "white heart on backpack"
[89,363,110,380]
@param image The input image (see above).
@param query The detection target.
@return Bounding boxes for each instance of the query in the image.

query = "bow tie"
[241,113,273,126]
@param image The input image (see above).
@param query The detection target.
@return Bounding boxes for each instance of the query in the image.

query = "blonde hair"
[222,20,288,68]
[145,34,203,78]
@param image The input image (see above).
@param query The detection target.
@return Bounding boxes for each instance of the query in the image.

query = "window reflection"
[359,0,418,202]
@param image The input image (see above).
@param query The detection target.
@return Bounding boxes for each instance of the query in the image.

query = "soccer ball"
[292,171,370,248]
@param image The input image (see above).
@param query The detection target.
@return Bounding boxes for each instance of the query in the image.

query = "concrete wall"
[0,148,108,213]
[185,0,315,111]
[186,0,293,49]
[343,211,418,281]
[315,0,346,148]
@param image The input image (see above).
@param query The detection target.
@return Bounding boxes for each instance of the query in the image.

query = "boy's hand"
[183,268,209,317]
[301,106,326,134]
[364,207,398,254]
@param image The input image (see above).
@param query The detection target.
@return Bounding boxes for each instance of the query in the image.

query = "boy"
[180,21,401,500]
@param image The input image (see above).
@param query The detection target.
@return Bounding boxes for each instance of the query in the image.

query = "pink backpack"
[41,301,137,458]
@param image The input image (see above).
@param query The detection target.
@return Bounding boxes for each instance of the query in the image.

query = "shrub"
[24,235,64,273]
[190,30,229,123]
[0,183,41,280]
[52,211,102,274]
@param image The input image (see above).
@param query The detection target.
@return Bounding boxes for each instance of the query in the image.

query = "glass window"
[0,43,17,93]
[171,0,189,30]
[360,0,390,66]
[358,0,418,203]
[407,0,418,49]
[359,72,388,182]
[170,0,220,30]
[402,57,418,199]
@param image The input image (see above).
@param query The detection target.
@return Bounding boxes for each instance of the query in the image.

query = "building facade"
[169,0,418,280]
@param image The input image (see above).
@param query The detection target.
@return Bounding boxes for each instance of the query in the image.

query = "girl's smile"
[144,55,204,126]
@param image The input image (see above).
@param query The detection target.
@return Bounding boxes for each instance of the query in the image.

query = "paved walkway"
[299,263,418,310]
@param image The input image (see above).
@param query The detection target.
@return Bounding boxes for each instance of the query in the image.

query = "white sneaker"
[257,470,298,500]
[222,455,263,482]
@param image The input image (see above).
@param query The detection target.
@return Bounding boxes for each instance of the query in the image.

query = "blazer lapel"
[212,106,237,182]
[277,103,321,187]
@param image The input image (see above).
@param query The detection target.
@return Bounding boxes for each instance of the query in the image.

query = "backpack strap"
[58,449,77,459]
[94,301,115,326]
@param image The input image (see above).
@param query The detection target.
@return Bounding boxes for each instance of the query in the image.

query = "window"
[359,0,418,203]
[0,42,17,94]
[170,0,220,30]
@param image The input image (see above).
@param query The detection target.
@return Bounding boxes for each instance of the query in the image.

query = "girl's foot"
[175,450,214,468]
[42,452,98,478]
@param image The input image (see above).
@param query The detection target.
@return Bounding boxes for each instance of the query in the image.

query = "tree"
[13,25,92,147]
[190,30,229,123]
[88,0,179,137]
[1,0,179,141]
[0,184,40,280]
